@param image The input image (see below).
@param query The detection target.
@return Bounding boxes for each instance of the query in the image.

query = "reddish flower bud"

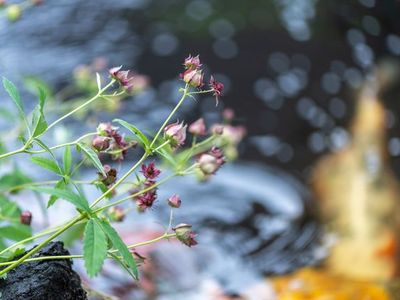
[188,118,207,136]
[20,211,32,226]
[108,206,125,222]
[92,136,110,151]
[173,224,198,247]
[182,69,204,88]
[167,194,181,208]
[109,66,135,92]
[164,121,187,148]
[99,165,117,186]
[209,76,224,104]
[184,54,202,70]
[140,162,161,179]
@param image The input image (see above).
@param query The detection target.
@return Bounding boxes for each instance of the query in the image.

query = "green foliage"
[63,146,72,175]
[47,179,66,208]
[98,219,138,279]
[76,142,105,176]
[83,218,108,277]
[28,186,91,213]
[30,156,63,175]
[0,195,31,251]
[113,119,150,149]
[31,88,48,138]
[0,168,32,193]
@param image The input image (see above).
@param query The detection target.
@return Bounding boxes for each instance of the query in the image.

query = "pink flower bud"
[92,136,110,151]
[20,211,32,226]
[198,147,225,175]
[173,224,198,247]
[188,118,207,136]
[164,121,187,148]
[167,194,181,208]
[109,66,135,92]
[108,206,125,222]
[182,69,204,88]
[184,54,202,70]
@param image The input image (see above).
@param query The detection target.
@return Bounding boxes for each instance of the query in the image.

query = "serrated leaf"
[3,77,30,134]
[47,179,66,208]
[63,146,72,175]
[83,219,108,277]
[30,156,62,175]
[98,219,138,279]
[113,119,150,148]
[28,186,90,213]
[33,139,63,173]
[2,77,23,117]
[77,142,105,176]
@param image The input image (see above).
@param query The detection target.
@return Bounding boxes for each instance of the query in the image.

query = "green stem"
[46,80,115,131]
[0,215,84,276]
[149,84,189,148]
[24,132,97,155]
[0,233,176,267]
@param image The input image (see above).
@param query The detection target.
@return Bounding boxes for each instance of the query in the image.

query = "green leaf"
[2,77,30,134]
[30,156,62,175]
[31,105,48,138]
[63,146,72,175]
[0,224,31,241]
[113,119,150,148]
[33,139,63,174]
[83,219,108,277]
[0,195,21,219]
[76,142,105,176]
[2,77,24,118]
[98,219,138,279]
[0,169,32,193]
[28,186,91,213]
[47,179,66,208]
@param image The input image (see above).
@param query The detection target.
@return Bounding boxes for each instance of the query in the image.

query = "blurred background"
[1,0,400,299]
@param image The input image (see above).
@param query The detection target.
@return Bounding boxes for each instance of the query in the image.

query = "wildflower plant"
[0,55,244,280]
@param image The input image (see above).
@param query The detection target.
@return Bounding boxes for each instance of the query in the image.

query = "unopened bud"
[167,194,181,208]
[188,118,207,136]
[92,136,110,151]
[20,211,32,226]
[173,223,198,247]
[108,206,125,222]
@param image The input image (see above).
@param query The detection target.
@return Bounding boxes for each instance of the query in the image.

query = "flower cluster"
[98,164,117,187]
[92,123,137,160]
[133,163,162,212]
[180,55,224,104]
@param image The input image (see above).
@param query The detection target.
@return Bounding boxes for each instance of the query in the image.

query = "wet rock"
[0,241,87,300]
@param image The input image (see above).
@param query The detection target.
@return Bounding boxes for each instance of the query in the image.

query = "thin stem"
[0,215,84,276]
[153,140,170,152]
[0,233,176,267]
[25,132,97,154]
[89,153,148,208]
[46,80,115,131]
[149,84,189,148]
[0,145,26,160]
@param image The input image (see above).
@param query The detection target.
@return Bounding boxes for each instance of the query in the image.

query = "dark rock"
[0,241,87,300]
